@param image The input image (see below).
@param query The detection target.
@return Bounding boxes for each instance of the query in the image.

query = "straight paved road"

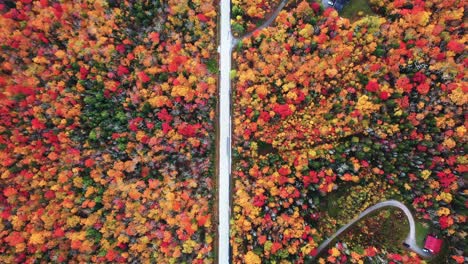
[218,0,232,263]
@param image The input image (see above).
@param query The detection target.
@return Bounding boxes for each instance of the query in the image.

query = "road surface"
[218,0,233,263]
[314,200,433,259]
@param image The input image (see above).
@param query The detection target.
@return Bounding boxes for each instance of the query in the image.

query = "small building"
[423,235,443,254]
[325,0,351,12]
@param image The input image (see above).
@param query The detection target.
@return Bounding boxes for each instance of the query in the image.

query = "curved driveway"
[314,200,432,259]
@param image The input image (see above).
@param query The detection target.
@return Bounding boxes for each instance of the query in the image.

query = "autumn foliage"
[232,0,466,263]
[0,0,217,262]
[231,0,283,37]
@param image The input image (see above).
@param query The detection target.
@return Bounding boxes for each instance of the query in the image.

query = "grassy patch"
[341,209,410,251]
[326,186,350,218]
[257,141,278,156]
[327,198,340,218]
[415,221,431,248]
[340,0,376,21]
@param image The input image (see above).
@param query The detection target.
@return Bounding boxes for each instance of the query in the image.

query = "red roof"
[424,235,443,254]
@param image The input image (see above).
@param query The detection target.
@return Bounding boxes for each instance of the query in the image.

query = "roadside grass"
[344,209,409,251]
[415,221,431,248]
[340,0,376,21]
[378,209,409,250]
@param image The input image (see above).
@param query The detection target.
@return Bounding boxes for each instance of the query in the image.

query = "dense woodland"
[1,0,217,262]
[0,0,466,263]
[231,0,466,263]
